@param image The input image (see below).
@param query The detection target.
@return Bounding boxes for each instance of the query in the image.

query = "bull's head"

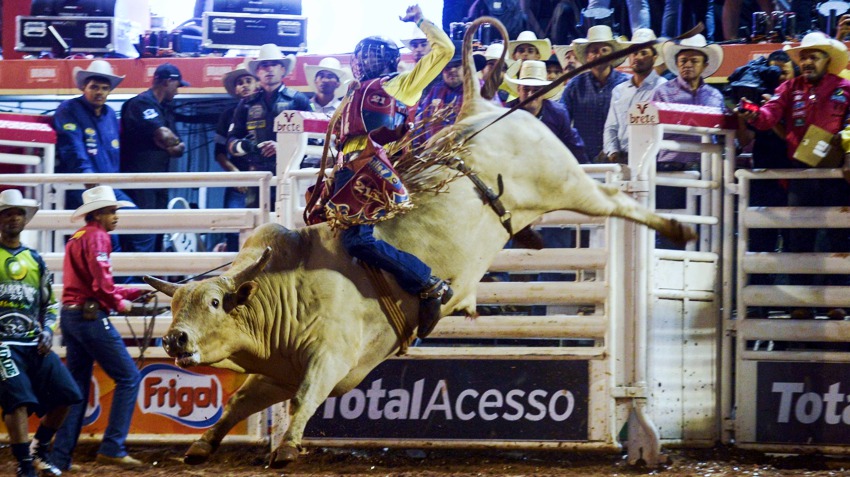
[145,247,272,368]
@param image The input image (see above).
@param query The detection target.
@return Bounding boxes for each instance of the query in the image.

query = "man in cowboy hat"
[54,60,134,210]
[227,43,313,173]
[651,33,725,167]
[0,189,82,477]
[51,186,149,471]
[212,61,259,252]
[401,27,431,64]
[560,25,631,162]
[603,29,667,164]
[505,60,587,162]
[738,32,850,303]
[119,63,189,254]
[308,5,454,340]
[508,30,551,62]
[415,40,488,142]
[305,57,352,114]
[553,44,581,74]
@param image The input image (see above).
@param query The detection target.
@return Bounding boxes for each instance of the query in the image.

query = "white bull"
[146,18,694,468]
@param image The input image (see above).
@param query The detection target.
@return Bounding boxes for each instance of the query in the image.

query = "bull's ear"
[225,281,258,312]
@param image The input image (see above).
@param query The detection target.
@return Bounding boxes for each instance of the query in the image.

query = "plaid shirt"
[560,69,631,159]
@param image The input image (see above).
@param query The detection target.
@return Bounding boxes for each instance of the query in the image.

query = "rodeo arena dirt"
[4,9,850,477]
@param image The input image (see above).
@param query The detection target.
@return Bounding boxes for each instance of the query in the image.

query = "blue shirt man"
[54,60,134,209]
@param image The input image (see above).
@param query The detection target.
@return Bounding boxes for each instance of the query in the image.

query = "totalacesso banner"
[304,359,590,441]
[757,361,850,445]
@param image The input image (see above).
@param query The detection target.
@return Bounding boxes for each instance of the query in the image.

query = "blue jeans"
[334,166,431,294]
[52,310,141,468]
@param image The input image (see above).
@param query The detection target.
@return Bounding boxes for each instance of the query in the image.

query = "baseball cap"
[154,63,190,87]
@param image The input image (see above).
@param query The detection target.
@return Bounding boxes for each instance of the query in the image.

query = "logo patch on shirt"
[831,89,847,103]
[4,257,26,281]
[248,104,264,121]
[96,252,109,263]
[112,139,119,148]
[143,108,159,120]
[62,123,77,131]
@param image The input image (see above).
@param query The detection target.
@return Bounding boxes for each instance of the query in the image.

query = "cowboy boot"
[417,276,453,339]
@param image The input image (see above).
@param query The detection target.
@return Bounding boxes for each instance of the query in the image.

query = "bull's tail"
[458,16,508,121]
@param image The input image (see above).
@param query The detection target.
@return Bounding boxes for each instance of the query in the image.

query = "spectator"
[119,63,188,254]
[603,29,667,164]
[54,60,132,209]
[586,0,651,35]
[508,30,551,62]
[554,44,581,74]
[401,28,431,63]
[481,42,510,103]
[504,60,588,162]
[739,32,850,316]
[651,34,725,169]
[213,61,258,252]
[415,41,486,142]
[51,186,148,471]
[544,53,563,80]
[0,190,82,477]
[227,44,313,209]
[305,57,352,114]
[561,25,631,162]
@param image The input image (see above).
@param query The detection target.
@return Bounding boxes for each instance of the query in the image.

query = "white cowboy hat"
[662,34,724,78]
[72,60,124,91]
[508,31,552,60]
[222,60,256,97]
[247,44,296,76]
[504,60,563,100]
[304,57,353,99]
[786,31,850,76]
[482,42,514,66]
[71,185,134,221]
[572,25,625,67]
[0,189,38,224]
[619,28,665,67]
[400,27,427,51]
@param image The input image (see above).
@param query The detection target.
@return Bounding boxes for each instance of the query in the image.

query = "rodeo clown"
[306,4,454,340]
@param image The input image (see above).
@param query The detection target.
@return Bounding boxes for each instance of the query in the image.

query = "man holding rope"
[51,186,148,471]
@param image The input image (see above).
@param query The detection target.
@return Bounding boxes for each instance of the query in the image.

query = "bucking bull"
[145,18,696,468]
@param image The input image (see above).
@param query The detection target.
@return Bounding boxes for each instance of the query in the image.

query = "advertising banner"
[0,359,249,436]
[304,359,590,441]
[756,361,850,445]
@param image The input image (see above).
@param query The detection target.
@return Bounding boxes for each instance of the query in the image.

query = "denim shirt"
[561,69,631,159]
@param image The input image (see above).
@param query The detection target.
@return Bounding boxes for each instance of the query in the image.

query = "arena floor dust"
[2,443,849,476]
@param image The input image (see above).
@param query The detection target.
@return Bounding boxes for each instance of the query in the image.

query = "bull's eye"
[211,298,220,308]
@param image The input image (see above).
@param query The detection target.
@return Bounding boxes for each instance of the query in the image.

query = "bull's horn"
[144,275,180,297]
[230,247,273,285]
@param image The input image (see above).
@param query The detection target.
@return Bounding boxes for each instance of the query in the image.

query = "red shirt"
[750,73,850,162]
[62,221,144,312]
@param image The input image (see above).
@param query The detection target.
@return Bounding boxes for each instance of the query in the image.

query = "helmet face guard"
[353,36,400,80]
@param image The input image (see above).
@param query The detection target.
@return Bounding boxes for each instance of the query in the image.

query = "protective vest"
[338,75,408,146]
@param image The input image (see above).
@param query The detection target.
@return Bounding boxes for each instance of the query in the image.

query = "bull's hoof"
[184,440,216,465]
[269,444,300,468]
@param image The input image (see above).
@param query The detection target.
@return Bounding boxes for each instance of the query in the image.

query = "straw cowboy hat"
[619,28,665,67]
[572,25,626,67]
[504,60,563,100]
[482,42,514,66]
[72,59,124,90]
[247,43,296,76]
[0,189,38,224]
[508,31,552,59]
[786,31,850,75]
[400,27,427,51]
[222,60,255,97]
[71,185,134,221]
[663,34,724,78]
[304,57,353,98]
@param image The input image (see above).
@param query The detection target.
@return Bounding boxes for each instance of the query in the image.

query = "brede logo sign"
[305,359,589,441]
[137,363,222,428]
[757,361,850,444]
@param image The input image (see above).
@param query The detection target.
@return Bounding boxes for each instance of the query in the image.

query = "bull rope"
[362,263,415,355]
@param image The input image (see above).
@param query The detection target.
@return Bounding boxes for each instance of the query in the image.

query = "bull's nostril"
[177,331,188,347]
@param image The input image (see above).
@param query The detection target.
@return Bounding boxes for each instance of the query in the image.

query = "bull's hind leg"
[270,353,353,468]
[579,182,696,244]
[185,374,291,465]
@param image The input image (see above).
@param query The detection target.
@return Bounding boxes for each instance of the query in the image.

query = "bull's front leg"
[270,353,352,468]
[186,374,292,465]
